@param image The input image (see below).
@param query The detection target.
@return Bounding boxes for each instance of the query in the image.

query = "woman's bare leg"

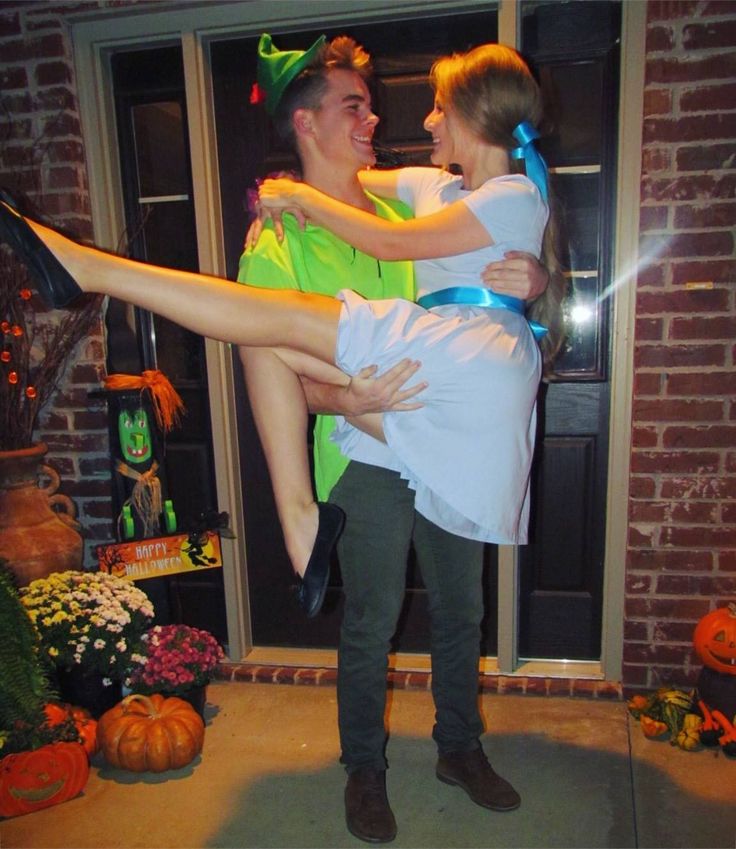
[31,219,342,362]
[240,346,351,577]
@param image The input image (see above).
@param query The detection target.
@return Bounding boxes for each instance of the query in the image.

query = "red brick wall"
[0,2,115,562]
[1,1,734,684]
[626,0,736,690]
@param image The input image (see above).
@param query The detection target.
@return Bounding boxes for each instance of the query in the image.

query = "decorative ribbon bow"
[511,121,549,203]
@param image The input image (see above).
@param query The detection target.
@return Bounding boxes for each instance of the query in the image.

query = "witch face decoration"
[118,407,152,465]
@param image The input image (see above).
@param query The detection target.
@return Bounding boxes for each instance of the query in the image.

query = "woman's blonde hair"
[430,44,567,372]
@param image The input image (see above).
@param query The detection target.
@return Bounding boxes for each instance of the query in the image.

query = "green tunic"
[237,193,414,500]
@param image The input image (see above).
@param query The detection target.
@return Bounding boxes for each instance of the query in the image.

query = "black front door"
[210,2,619,660]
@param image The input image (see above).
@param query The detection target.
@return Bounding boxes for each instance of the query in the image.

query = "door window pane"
[132,102,189,198]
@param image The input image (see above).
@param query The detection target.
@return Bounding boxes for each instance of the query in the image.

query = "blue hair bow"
[511,121,549,203]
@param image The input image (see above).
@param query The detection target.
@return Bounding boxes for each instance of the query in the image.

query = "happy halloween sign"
[96,531,223,581]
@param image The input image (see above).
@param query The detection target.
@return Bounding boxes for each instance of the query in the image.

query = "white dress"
[331,169,548,544]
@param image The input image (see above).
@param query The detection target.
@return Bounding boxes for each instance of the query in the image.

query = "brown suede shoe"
[436,748,521,811]
[344,767,397,844]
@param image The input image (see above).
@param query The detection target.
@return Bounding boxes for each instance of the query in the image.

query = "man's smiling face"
[308,68,379,171]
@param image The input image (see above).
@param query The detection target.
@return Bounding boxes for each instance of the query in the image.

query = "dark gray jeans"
[330,461,485,773]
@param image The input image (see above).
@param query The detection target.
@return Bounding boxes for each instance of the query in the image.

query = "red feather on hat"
[249,82,266,106]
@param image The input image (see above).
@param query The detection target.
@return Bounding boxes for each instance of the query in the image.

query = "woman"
[0,43,564,616]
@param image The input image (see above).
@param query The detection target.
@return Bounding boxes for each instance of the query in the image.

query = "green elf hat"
[251,32,327,116]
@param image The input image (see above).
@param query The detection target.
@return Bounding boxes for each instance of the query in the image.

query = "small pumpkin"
[97,693,204,773]
[693,603,736,676]
[42,703,70,727]
[43,703,98,758]
[626,694,651,716]
[639,715,668,738]
[0,742,89,818]
[66,706,99,758]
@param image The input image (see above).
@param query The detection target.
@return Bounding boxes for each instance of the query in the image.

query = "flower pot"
[0,443,83,587]
[161,683,208,719]
[56,665,122,719]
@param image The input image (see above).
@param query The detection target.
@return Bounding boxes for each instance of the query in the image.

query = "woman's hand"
[258,178,310,242]
[244,178,309,250]
[258,177,306,209]
[481,251,550,300]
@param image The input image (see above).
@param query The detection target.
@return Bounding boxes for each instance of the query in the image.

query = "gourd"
[0,742,89,818]
[97,693,204,773]
[698,700,736,756]
[710,710,736,757]
[675,713,702,751]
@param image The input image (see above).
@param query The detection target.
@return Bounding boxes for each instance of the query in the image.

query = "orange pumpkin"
[693,603,736,676]
[97,693,204,773]
[42,703,69,726]
[43,702,99,758]
[639,715,668,738]
[67,706,99,758]
[0,742,89,818]
[626,694,650,714]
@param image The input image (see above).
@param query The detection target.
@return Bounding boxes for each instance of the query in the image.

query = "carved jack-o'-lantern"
[0,742,89,817]
[693,603,736,676]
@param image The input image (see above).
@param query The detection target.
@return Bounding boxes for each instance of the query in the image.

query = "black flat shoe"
[296,502,345,618]
[0,192,83,308]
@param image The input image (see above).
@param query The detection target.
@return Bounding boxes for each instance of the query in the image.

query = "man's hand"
[481,250,549,300]
[244,214,266,251]
[341,359,427,416]
[244,203,307,250]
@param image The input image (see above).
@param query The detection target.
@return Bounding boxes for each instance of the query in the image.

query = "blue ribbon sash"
[416,286,548,341]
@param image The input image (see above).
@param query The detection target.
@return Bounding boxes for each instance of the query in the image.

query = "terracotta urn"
[0,442,83,586]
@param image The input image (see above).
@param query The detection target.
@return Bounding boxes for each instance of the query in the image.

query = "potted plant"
[19,570,155,717]
[0,562,90,818]
[0,177,104,587]
[125,623,224,718]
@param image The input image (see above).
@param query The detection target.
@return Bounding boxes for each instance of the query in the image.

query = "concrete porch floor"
[3,680,735,849]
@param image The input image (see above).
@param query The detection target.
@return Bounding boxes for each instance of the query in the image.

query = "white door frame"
[70,0,642,679]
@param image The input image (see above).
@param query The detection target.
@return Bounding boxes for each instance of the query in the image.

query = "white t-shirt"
[396,167,548,299]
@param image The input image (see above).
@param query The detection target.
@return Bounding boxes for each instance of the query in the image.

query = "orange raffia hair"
[103,370,185,433]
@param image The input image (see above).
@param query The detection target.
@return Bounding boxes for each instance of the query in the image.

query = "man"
[238,33,546,844]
